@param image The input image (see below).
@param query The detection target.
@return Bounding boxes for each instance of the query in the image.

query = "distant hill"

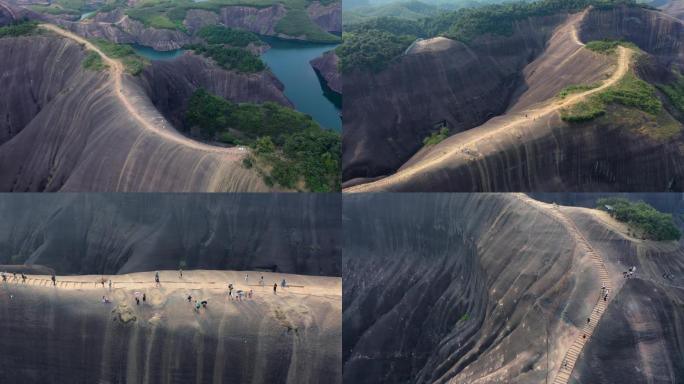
[344,1,441,24]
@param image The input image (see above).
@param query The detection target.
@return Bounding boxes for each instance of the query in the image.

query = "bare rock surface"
[343,193,684,383]
[0,193,341,276]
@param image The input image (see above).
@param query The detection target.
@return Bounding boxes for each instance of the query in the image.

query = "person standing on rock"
[1,272,6,283]
[21,274,26,284]
[273,283,277,294]
[260,276,264,287]
[135,297,140,306]
[179,267,183,279]
[155,271,160,287]
[108,280,112,291]
[245,274,249,285]
[51,274,56,286]
[142,293,146,304]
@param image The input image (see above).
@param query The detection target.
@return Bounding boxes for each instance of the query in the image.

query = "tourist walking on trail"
[260,276,264,287]
[187,295,192,303]
[51,274,56,286]
[21,274,26,284]
[248,290,253,299]
[135,297,140,306]
[155,271,160,287]
[1,272,6,283]
[281,279,286,288]
[273,283,277,294]
[142,293,146,304]
[228,283,233,296]
[179,267,183,278]
[245,274,249,285]
[194,300,200,312]
[108,280,112,291]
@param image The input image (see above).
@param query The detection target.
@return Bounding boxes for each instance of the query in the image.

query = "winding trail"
[0,0,16,20]
[514,194,614,384]
[38,23,245,158]
[345,17,633,193]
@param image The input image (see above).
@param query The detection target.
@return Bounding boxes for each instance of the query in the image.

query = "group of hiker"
[623,266,637,279]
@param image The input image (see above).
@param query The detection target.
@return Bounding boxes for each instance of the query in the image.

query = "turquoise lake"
[260,37,341,131]
[131,44,186,60]
[129,39,341,131]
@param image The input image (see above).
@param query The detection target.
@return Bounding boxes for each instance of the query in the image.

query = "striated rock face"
[580,6,684,72]
[139,52,292,130]
[183,8,219,35]
[0,270,342,384]
[219,5,286,36]
[0,35,269,192]
[310,50,341,94]
[343,193,684,383]
[342,14,567,182]
[0,193,341,276]
[661,0,684,20]
[53,13,194,51]
[307,1,341,34]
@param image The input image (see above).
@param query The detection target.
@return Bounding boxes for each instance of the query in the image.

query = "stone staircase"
[513,194,612,384]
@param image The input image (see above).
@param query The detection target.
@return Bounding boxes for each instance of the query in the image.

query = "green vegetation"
[658,72,684,114]
[82,51,107,71]
[585,39,638,55]
[197,25,262,47]
[121,0,338,41]
[597,197,681,241]
[561,72,662,122]
[429,0,644,42]
[458,313,470,322]
[0,21,38,38]
[337,0,646,73]
[558,83,601,98]
[275,8,340,43]
[91,39,147,75]
[185,89,340,191]
[186,44,265,73]
[337,30,415,73]
[423,127,450,146]
[343,1,440,26]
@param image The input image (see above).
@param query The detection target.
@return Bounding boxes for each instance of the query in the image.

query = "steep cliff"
[344,5,684,192]
[219,5,287,36]
[139,52,292,131]
[0,193,341,276]
[0,34,273,192]
[343,193,684,383]
[0,270,342,384]
[310,50,341,95]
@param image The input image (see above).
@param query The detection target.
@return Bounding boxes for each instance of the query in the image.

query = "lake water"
[260,37,341,131]
[79,11,96,21]
[131,44,186,61]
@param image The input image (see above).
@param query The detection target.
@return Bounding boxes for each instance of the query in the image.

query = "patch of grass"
[597,197,681,241]
[658,72,684,114]
[91,39,147,75]
[561,72,661,122]
[186,43,264,73]
[585,39,637,55]
[185,89,340,191]
[82,51,108,71]
[558,82,601,98]
[459,313,470,322]
[197,25,262,47]
[423,127,450,146]
[560,98,606,122]
[0,21,39,38]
